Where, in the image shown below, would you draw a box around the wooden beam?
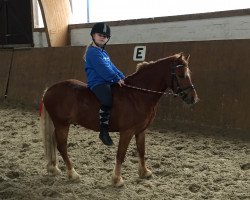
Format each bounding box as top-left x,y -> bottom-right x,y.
38,0 -> 71,47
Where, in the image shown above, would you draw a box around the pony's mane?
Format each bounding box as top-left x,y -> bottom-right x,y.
125,53 -> 190,81
136,53 -> 186,71
135,54 -> 179,73
136,61 -> 155,72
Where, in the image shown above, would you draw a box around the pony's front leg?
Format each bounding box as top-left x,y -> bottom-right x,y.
135,131 -> 152,178
112,131 -> 134,187
112,159 -> 124,187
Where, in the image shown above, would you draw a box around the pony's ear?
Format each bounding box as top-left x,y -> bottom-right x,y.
177,52 -> 184,59
186,54 -> 190,62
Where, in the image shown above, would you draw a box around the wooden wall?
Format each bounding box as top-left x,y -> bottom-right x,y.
0,40 -> 250,135
38,0 -> 71,46
107,40 -> 250,133
2,47 -> 85,104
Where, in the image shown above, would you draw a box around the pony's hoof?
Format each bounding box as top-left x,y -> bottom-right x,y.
47,165 -> 62,176
112,175 -> 124,187
68,168 -> 81,182
139,169 -> 152,179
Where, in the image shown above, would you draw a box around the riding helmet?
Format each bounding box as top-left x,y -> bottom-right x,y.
90,22 -> 111,38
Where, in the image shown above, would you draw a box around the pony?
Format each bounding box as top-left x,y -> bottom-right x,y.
40,52 -> 199,187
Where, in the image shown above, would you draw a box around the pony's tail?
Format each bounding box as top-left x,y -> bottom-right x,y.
40,101 -> 57,167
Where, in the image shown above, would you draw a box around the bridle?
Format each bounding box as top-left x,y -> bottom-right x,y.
123,64 -> 195,98
171,64 -> 195,99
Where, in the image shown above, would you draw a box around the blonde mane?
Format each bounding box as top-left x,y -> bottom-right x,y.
136,61 -> 155,72
126,53 -> 191,80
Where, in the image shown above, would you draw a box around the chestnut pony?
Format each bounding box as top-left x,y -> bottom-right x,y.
40,53 -> 198,187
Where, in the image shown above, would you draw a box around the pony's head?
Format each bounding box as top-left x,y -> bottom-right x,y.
170,53 -> 199,105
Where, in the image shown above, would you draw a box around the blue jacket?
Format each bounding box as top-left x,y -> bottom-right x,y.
85,46 -> 125,89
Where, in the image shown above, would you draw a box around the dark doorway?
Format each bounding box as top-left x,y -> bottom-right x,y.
0,0 -> 33,48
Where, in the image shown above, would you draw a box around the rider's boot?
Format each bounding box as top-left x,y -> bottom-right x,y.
99,105 -> 113,146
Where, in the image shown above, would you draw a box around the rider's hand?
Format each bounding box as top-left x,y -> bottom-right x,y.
117,79 -> 125,87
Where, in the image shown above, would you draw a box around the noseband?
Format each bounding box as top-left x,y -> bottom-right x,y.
171,64 -> 195,99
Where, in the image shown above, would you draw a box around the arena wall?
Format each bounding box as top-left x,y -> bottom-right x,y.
106,40 -> 250,133
70,14 -> 250,46
6,47 -> 85,104
33,9 -> 250,47
1,39 -> 249,134
1,10 -> 250,135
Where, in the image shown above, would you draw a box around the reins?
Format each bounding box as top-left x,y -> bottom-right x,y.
123,83 -> 178,96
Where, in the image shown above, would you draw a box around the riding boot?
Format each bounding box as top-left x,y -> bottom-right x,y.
99,105 -> 113,146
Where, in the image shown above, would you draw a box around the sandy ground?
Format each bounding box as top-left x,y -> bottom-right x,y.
0,101 -> 249,200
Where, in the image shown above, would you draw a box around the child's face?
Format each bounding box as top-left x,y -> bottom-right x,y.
93,33 -> 109,47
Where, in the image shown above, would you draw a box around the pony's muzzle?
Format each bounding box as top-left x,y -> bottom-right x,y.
189,96 -> 200,105
183,92 -> 199,104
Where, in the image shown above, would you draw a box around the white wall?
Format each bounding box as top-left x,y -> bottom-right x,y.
33,14 -> 250,47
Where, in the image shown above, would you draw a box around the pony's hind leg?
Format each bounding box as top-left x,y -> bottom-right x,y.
54,124 -> 81,182
112,130 -> 134,187
135,131 -> 152,178
41,103 -> 61,176
46,130 -> 61,176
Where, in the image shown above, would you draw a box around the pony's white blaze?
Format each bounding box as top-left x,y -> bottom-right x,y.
40,102 -> 58,175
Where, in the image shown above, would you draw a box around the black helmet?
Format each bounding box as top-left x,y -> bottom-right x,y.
90,22 -> 111,38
